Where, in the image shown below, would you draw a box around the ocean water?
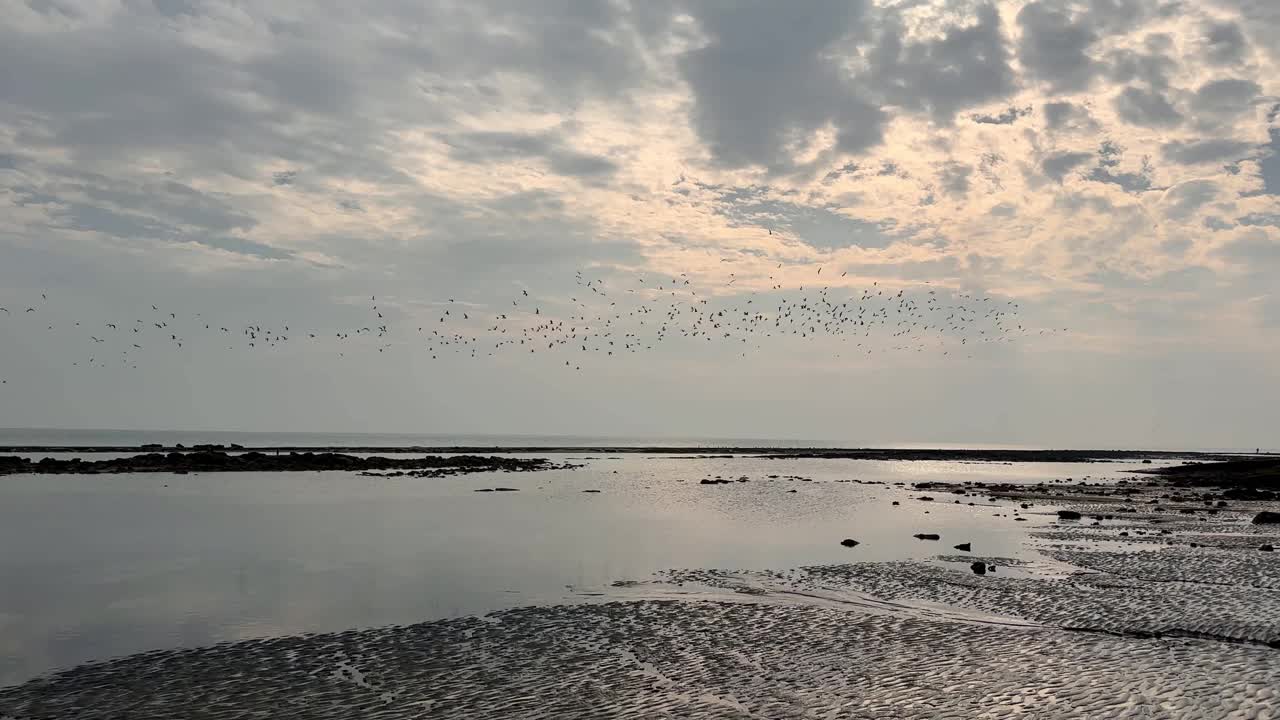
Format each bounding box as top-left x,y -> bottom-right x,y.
0,428 -> 826,449
0,427 -> 1087,450
0,449 -> 1154,687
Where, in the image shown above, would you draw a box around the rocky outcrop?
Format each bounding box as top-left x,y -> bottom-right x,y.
0,451 -> 576,477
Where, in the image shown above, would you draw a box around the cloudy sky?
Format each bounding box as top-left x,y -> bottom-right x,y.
1,0 -> 1277,448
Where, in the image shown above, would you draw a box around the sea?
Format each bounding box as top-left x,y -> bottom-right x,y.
0,428 -> 1227,686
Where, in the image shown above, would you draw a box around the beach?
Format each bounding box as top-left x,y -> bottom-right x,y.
1,444 -> 1277,718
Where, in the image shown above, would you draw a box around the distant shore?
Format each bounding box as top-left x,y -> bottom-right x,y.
0,451 -> 576,477
0,445 -> 1242,462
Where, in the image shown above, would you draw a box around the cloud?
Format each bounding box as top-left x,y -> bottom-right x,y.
1190,78 -> 1261,116
1161,179 -> 1218,220
443,130 -> 618,180
1042,151 -> 1095,181
691,181 -> 901,250
1113,86 -> 1182,128
1260,129 -> 1280,195
1160,138 -> 1256,164
1016,1 -> 1099,91
867,3 -> 1017,124
1105,42 -> 1177,90
677,1 -> 884,171
1203,20 -> 1250,65
937,162 -> 974,198
971,106 -> 1032,125
1217,229 -> 1280,264
1,0 -> 1279,444
1043,101 -> 1097,132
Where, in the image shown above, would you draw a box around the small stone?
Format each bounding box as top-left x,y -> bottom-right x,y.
1056,510 -> 1082,520
913,533 -> 941,541
953,543 -> 971,552
1252,511 -> 1280,525
970,562 -> 986,575
1260,544 -> 1275,552
840,539 -> 860,548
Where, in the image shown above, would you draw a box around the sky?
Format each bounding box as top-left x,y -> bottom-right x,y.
0,0 -> 1278,449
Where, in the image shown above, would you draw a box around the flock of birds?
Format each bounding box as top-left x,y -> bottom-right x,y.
0,263 -> 1068,383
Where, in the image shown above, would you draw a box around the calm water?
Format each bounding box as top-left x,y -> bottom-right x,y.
0,451 -> 1151,686
0,427 -> 1074,450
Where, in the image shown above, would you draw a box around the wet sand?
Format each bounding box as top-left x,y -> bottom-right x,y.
1,457 -> 1277,718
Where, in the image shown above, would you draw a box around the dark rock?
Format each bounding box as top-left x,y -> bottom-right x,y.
1253,511 -> 1280,525
0,451 -> 573,478
891,501 -> 900,506
913,533 -> 940,541
840,539 -> 860,548
953,543 -> 971,552
1259,544 -> 1275,552
919,496 -> 935,501
582,489 -> 601,493
493,487 -> 519,492
970,561 -> 986,575
1056,510 -> 1082,520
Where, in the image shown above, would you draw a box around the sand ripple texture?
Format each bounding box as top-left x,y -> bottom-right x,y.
664,556 -> 1280,648
3,597 -> 1279,720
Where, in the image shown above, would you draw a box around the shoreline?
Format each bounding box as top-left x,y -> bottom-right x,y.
0,445 -> 1243,462
0,451 -> 576,476
2,455 -> 1276,717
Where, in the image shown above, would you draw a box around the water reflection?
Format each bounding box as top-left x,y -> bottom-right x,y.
0,455 -> 1144,685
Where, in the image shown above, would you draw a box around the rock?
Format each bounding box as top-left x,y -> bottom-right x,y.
970,561 -> 986,575
1056,510 -> 1082,520
891,501 -> 900,506
953,543 -> 971,552
987,565 -> 997,573
840,539 -> 860,548
0,451 -> 571,478
1252,511 -> 1280,525
493,487 -> 519,492
919,496 -> 935,501
913,533 -> 940,541
1259,544 -> 1275,552
474,488 -> 494,492
582,489 -> 601,493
